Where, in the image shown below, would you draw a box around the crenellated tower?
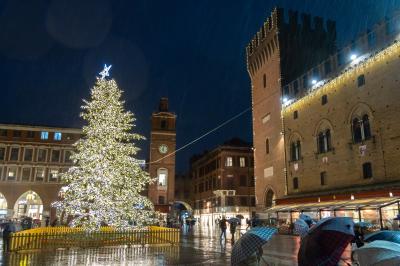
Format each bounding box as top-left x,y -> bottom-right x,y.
246,7 -> 336,212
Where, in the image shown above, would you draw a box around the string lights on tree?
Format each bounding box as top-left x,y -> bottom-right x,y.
53,65 -> 155,231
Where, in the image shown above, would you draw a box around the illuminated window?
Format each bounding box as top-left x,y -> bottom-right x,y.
41,131 -> 49,140
49,169 -> 59,182
7,167 -> 17,181
54,132 -> 62,141
35,168 -> 45,182
239,157 -> 246,167
226,157 -> 233,167
157,168 -> 168,187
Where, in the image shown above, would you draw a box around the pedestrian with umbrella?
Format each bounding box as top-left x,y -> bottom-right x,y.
352,240 -> 400,265
229,218 -> 240,243
298,217 -> 355,266
231,227 -> 277,266
364,230 -> 400,244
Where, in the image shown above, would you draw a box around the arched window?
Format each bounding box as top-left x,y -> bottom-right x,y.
317,129 -> 332,153
265,189 -> 275,208
352,115 -> 372,143
363,115 -> 371,139
293,177 -> 299,190
265,138 -> 270,154
291,140 -> 301,161
157,168 -> 168,187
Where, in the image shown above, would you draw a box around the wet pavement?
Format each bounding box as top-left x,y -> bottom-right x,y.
0,225 -> 352,265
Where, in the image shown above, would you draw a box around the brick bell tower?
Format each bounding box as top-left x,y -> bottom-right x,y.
246,7 -> 336,212
148,98 -> 176,213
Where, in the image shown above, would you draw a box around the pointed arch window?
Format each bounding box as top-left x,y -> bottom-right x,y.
352,115 -> 372,143
317,129 -> 332,153
290,140 -> 301,161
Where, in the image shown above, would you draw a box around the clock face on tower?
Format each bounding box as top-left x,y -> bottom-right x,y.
158,144 -> 168,154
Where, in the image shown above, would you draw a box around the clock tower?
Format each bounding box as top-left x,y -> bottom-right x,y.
148,98 -> 176,212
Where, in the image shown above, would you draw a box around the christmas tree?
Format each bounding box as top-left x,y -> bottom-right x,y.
54,65 -> 155,231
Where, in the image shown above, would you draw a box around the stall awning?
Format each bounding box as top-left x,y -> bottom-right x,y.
265,197 -> 399,213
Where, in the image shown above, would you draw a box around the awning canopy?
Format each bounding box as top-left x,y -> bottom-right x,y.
265,197 -> 399,213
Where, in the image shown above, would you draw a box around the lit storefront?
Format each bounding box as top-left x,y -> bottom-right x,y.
194,206 -> 255,226
265,197 -> 400,233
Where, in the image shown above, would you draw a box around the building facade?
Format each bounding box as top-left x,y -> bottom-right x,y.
191,138 -> 255,225
0,124 -> 81,221
148,98 -> 177,213
247,8 -> 400,229
246,7 -> 336,209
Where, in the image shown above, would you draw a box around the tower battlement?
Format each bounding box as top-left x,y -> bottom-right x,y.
246,7 -> 336,84
246,8 -> 336,59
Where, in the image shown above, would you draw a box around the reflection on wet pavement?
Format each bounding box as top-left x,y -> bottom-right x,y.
1,225 -> 352,265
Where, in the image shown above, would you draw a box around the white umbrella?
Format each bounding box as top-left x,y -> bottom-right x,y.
353,240 -> 400,266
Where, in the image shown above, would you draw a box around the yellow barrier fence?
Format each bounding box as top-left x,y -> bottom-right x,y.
8,226 -> 180,252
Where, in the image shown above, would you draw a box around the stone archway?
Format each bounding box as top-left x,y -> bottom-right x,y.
265,188 -> 276,209
13,190 -> 43,219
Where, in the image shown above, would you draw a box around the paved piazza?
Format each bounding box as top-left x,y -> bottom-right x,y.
1,225 -> 352,265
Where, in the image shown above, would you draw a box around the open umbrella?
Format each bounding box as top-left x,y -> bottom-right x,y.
352,240 -> 400,266
228,217 -> 241,224
236,214 -> 244,219
364,230 -> 400,244
355,221 -> 372,228
231,227 -> 277,266
298,217 -> 354,266
294,218 -> 310,238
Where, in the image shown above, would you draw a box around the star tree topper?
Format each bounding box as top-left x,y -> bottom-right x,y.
99,64 -> 112,80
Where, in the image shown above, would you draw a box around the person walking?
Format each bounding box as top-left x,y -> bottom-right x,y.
2,221 -> 16,252
219,216 -> 227,242
230,221 -> 237,243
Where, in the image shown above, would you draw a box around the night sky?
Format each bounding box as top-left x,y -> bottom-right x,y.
1,0 -> 399,172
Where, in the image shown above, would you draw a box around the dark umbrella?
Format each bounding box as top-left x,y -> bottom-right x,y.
298,217 -> 354,266
228,217 -> 241,224
236,214 -> 244,219
231,227 -> 277,266
364,230 -> 400,244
